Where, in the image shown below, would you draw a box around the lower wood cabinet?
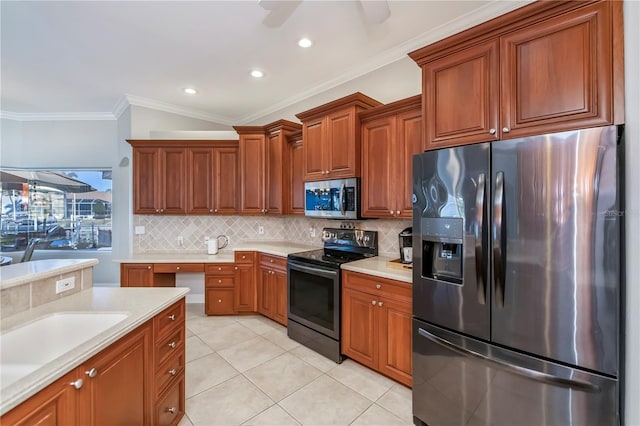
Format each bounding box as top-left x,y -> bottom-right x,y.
2,299 -> 186,426
120,263 -> 154,287
234,251 -> 257,312
257,253 -> 287,326
205,263 -> 236,315
342,271 -> 412,387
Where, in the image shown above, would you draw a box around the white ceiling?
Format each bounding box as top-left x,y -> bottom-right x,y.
1,0 -> 530,125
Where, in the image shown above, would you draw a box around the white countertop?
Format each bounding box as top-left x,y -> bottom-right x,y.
0,287 -> 189,416
114,241 -> 318,263
0,259 -> 99,290
341,256 -> 412,284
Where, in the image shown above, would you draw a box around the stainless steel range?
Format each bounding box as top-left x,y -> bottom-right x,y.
287,227 -> 378,363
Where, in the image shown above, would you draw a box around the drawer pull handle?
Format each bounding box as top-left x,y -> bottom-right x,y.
168,368 -> 177,376
376,284 -> 381,289
378,302 -> 384,307
371,300 -> 376,305
168,341 -> 176,349
168,314 -> 176,320
85,368 -> 98,378
70,379 -> 83,389
167,407 -> 176,414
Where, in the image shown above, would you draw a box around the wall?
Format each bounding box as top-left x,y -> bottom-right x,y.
130,106 -> 231,138
624,1 -> 639,424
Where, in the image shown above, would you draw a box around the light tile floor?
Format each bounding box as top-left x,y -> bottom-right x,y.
179,303 -> 413,426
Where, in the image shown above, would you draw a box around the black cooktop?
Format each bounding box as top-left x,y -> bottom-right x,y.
288,228 -> 378,269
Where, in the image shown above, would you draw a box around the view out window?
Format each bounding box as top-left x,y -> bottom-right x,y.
0,169 -> 112,251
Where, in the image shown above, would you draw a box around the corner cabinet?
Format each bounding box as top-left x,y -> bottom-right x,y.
409,0 -> 624,149
128,140 -> 239,215
342,271 -> 412,387
360,95 -> 422,219
234,120 -> 302,215
296,92 -> 382,181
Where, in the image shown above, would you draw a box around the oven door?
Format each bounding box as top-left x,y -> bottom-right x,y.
287,259 -> 340,339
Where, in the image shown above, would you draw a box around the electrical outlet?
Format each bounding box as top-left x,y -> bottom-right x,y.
258,225 -> 264,235
134,226 -> 145,235
177,236 -> 184,246
309,227 -> 316,238
56,277 -> 75,294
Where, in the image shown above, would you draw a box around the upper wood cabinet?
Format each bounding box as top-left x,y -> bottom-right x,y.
360,96 -> 422,219
296,92 -> 382,181
285,130 -> 304,215
234,120 -> 302,215
128,140 -> 239,216
409,0 -> 624,149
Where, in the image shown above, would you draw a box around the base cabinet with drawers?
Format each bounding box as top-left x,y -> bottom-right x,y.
1,299 -> 186,426
205,263 -> 236,315
342,271 -> 412,387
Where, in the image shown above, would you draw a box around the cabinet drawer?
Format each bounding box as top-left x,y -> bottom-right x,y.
259,253 -> 287,271
343,271 -> 411,300
156,351 -> 185,397
205,288 -> 235,315
205,276 -> 235,288
154,300 -> 185,339
156,377 -> 185,426
156,327 -> 185,367
154,263 -> 204,273
235,251 -> 256,264
205,263 -> 236,275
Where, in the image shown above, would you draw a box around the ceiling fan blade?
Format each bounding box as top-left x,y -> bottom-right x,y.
261,0 -> 302,28
360,0 -> 390,23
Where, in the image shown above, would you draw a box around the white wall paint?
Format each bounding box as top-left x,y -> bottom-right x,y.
130,106 -> 231,138
624,1 -> 639,423
0,119 -> 22,163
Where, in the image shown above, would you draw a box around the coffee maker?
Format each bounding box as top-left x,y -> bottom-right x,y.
398,227 -> 413,264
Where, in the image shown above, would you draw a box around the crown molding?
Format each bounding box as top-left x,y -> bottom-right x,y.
112,95 -> 131,119
237,0 -> 532,124
124,94 -> 235,126
0,110 -> 116,121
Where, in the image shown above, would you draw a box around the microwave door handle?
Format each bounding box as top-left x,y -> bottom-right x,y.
340,183 -> 346,215
474,173 -> 486,305
493,171 -> 506,308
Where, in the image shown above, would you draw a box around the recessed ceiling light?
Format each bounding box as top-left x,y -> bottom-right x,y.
298,38 -> 313,48
183,88 -> 198,95
250,70 -> 264,78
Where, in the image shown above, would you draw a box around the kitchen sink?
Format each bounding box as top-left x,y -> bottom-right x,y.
0,312 -> 128,387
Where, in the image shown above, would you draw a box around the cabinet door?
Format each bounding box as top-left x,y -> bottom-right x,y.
121,263 -> 154,287
326,108 -> 357,178
287,137 -> 305,215
79,324 -> 151,426
160,148 -> 187,214
342,288 -> 377,369
424,40 -> 500,149
234,264 -> 256,312
133,148 -> 160,214
265,132 -> 284,214
187,147 -> 214,214
214,147 -> 239,214
273,270 -> 288,326
396,109 -> 423,218
378,297 -> 412,387
205,288 -> 235,315
1,369 -> 80,425
239,134 -> 266,214
303,117 -> 326,181
361,116 -> 395,218
500,1 -> 613,138
257,268 -> 275,318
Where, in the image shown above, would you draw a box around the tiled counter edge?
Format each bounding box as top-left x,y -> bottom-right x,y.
0,287 -> 189,416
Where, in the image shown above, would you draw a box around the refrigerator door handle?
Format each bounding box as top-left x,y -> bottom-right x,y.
417,327 -> 600,392
474,173 -> 486,305
493,171 -> 506,308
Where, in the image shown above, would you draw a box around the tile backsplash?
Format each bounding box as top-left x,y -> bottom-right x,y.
133,215 -> 411,258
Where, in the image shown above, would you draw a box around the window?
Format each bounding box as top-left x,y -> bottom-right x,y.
0,169 -> 112,251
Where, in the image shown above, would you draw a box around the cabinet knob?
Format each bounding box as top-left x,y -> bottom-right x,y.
270,259 -> 274,263
489,128 -> 496,135
326,170 -> 330,174
85,368 -> 98,378
168,341 -> 176,348
396,210 -> 400,215
371,300 -> 377,305
214,209 -> 218,213
503,127 -> 510,133
168,314 -> 176,320
176,266 -> 180,270
147,265 -> 152,269
218,279 -> 222,283
218,267 -> 222,271
378,301 -> 384,307
389,210 -> 394,215
168,368 -> 177,376
160,209 -> 164,213
218,299 -> 222,303
234,266 -> 238,270
376,284 -> 381,289
156,209 -> 160,213
242,256 -> 246,259
70,379 -> 83,389
167,407 -> 177,414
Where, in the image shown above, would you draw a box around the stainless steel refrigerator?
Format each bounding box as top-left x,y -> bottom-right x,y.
412,125 -> 624,426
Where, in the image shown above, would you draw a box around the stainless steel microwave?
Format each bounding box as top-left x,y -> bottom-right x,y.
304,178 -> 359,219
